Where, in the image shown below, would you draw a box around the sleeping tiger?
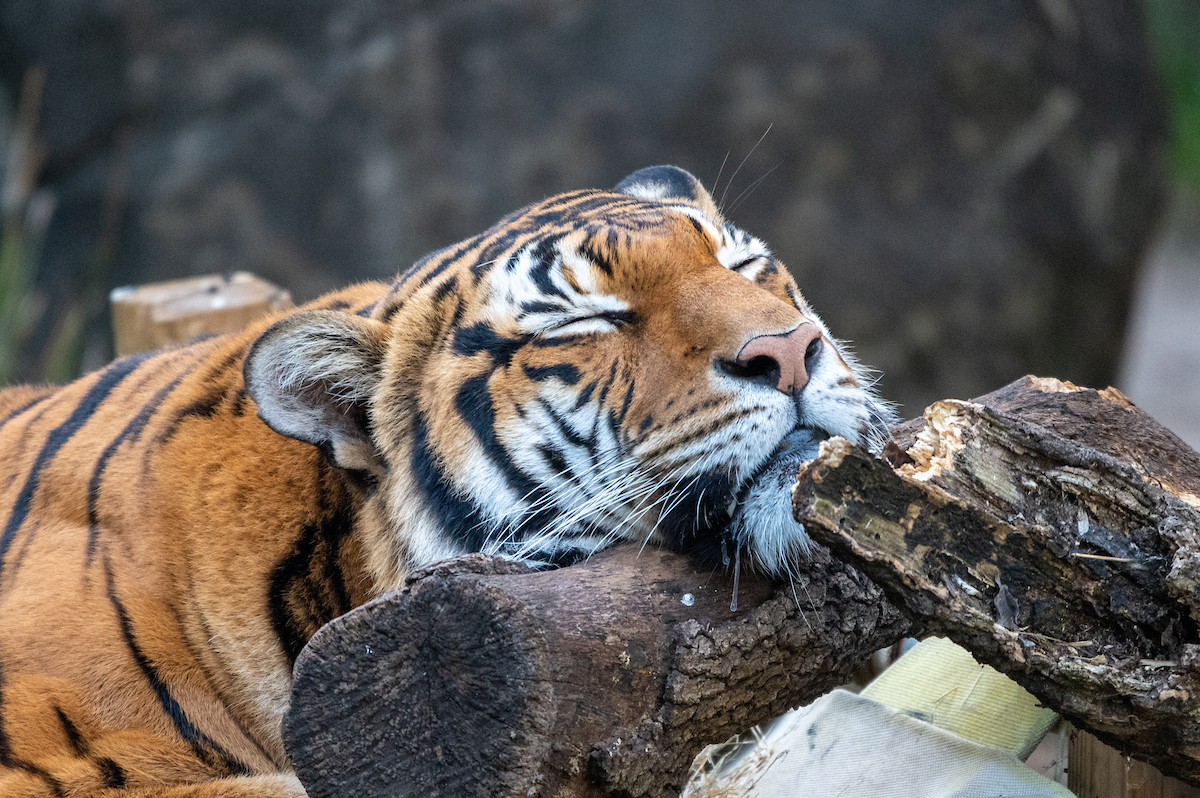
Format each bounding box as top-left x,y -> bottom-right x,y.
0,165 -> 891,797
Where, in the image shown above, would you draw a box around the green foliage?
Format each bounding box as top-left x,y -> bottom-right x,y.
1146,0 -> 1200,194
0,67 -> 106,387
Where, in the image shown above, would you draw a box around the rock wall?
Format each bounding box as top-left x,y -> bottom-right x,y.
0,0 -> 1166,412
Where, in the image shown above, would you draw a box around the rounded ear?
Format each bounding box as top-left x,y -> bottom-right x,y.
244,310 -> 389,474
614,165 -> 720,217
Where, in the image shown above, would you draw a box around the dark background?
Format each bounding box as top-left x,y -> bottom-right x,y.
1,0 -> 1194,418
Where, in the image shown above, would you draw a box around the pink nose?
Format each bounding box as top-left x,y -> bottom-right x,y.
735,322 -> 822,394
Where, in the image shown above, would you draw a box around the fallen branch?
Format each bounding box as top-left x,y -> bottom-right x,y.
793,376 -> 1200,784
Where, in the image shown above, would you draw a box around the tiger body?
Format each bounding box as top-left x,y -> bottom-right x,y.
0,167 -> 891,797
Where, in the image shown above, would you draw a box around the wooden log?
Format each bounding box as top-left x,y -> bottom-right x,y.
284,544 -> 909,798
792,376 -> 1200,784
109,271 -> 292,355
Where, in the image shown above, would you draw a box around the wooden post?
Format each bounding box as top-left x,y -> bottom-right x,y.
1070,730 -> 1200,798
110,272 -> 292,355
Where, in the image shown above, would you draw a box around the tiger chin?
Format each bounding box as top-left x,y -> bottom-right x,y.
0,165 -> 892,796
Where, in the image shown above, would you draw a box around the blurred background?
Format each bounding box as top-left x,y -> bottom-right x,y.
0,0 -> 1197,436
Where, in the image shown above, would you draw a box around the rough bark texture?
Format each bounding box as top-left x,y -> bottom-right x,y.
285,544 -> 908,798
793,375 -> 1200,785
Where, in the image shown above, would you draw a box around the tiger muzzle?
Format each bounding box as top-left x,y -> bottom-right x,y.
731,323 -> 822,396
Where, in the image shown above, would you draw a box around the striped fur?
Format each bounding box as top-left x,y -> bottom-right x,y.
0,166 -> 891,796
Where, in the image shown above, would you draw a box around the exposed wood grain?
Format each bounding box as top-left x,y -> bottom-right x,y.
795,376 -> 1200,785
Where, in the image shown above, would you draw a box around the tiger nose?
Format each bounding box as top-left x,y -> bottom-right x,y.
730,323 -> 823,395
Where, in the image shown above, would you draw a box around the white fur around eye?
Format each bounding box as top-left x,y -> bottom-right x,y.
518,292 -> 633,337
541,315 -> 621,338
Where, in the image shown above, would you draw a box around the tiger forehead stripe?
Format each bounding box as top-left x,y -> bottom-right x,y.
673,206 -> 724,247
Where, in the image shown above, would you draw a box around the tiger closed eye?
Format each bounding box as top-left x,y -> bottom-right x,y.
549,310 -> 634,335
732,257 -> 763,271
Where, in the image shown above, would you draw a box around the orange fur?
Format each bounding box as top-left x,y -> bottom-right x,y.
0,168 -> 889,796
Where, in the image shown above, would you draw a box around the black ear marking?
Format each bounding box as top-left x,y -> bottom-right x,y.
614,165 -> 706,202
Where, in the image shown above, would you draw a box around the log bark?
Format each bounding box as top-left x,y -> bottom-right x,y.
284,544 -> 908,798
793,375 -> 1200,784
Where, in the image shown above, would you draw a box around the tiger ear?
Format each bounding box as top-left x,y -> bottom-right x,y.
244,310 -> 389,476
614,165 -> 721,217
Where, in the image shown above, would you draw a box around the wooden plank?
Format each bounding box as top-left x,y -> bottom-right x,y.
1070,729 -> 1200,798
110,272 -> 292,355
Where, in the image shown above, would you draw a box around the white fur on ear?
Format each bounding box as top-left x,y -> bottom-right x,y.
614,165 -> 722,219
244,310 -> 389,472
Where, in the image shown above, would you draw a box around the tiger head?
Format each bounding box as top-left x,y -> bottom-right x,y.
245,166 -> 893,586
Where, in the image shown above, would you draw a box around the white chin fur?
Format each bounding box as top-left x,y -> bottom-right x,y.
729,427 -> 825,575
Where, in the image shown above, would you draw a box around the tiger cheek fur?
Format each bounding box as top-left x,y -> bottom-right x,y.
0,165 -> 892,796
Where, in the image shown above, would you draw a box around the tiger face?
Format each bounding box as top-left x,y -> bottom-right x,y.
247,165 -> 892,584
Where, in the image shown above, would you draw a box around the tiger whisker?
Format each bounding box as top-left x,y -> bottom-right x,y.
727,161 -> 782,216
718,123 -> 773,211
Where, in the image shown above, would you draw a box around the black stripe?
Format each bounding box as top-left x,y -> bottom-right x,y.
528,334 -> 590,349
433,276 -> 458,302
537,444 -> 570,478
406,231 -> 487,291
470,229 -> 528,282
0,400 -> 57,496
537,399 -> 590,449
356,301 -> 378,317
53,703 -> 129,787
518,300 -> 563,316
104,556 -> 252,776
0,391 -> 54,431
155,346 -> 245,447
55,706 -> 86,755
521,193 -> 637,231
617,378 -> 636,425
578,238 -> 614,277
455,373 -> 555,535
523,363 -> 581,385
595,359 -> 619,407
573,381 -> 597,410
267,500 -> 356,666
379,298 -> 405,324
641,407 -> 763,462
528,235 -> 568,299
86,373 -> 190,565
451,322 -> 524,366
96,757 -> 126,789
0,662 -> 65,797
411,410 -> 490,552
0,353 -> 153,582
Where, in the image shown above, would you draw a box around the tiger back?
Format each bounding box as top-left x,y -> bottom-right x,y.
0,166 -> 891,797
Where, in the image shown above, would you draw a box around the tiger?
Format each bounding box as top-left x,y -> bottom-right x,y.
0,165 -> 891,797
